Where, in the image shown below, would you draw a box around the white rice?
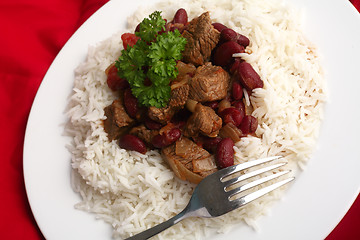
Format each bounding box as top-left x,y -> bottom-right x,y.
65,0 -> 326,239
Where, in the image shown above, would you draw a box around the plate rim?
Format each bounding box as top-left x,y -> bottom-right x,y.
23,0 -> 360,239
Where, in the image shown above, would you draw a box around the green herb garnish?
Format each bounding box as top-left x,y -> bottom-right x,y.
115,11 -> 187,108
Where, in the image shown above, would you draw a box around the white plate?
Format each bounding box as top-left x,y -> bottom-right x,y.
24,0 -> 360,239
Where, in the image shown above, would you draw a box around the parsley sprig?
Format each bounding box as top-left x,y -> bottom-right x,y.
115,11 -> 187,108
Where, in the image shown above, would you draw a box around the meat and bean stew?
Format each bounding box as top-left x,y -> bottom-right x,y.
103,9 -> 263,184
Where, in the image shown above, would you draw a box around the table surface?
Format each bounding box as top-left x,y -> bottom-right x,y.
0,0 -> 359,239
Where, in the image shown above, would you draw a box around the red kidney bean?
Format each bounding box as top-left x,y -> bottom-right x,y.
234,62 -> 264,90
204,101 -> 219,110
215,138 -> 234,169
123,88 -> 138,118
230,58 -> 241,74
173,8 -> 188,24
151,134 -> 167,148
144,118 -> 162,130
152,128 -> 181,148
202,136 -> 222,153
119,134 -> 147,154
220,28 -> 238,42
239,115 -> 258,135
218,28 -> 250,48
213,41 -> 245,68
166,128 -> 181,142
232,81 -> 243,100
232,100 -> 245,113
237,33 -> 250,47
219,107 -> 244,127
106,65 -> 129,91
212,22 -> 228,32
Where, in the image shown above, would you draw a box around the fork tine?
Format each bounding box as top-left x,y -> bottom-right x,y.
226,170 -> 291,199
229,177 -> 295,209
218,156 -> 283,180
223,162 -> 287,188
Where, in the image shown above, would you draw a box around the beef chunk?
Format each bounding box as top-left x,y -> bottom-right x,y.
175,137 -> 210,161
161,137 -> 217,183
182,12 -> 220,66
169,83 -> 189,107
162,143 -> 202,183
129,124 -> 159,146
148,83 -> 189,124
189,62 -> 230,102
184,103 -> 222,138
148,106 -> 175,125
176,138 -> 216,172
104,98 -> 134,141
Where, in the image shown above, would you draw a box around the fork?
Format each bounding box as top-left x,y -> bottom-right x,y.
126,156 -> 294,240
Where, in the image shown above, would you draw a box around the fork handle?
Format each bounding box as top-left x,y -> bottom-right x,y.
125,210 -> 187,240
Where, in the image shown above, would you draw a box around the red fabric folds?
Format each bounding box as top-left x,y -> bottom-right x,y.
351,0 -> 360,11
0,0 -> 358,239
0,0 -> 108,239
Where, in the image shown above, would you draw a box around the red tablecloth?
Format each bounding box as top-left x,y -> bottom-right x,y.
0,0 -> 359,239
